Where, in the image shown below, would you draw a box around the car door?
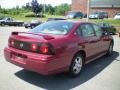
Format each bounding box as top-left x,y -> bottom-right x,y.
93,24 -> 110,53
76,23 -> 100,61
92,24 -> 103,54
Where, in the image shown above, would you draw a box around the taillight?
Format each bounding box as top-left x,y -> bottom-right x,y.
40,43 -> 49,54
9,38 -> 15,47
11,40 -> 15,46
39,43 -> 55,55
31,44 -> 37,51
8,38 -> 55,55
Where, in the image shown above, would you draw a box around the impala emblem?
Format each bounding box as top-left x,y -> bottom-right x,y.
20,43 -> 24,48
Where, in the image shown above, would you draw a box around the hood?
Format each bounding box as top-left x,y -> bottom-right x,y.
89,14 -> 98,16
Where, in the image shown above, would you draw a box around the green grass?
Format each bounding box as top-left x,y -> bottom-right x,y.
89,19 -> 120,31
90,19 -> 120,25
14,15 -> 64,22
0,12 -> 64,22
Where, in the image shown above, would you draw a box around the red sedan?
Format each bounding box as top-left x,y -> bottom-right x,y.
4,21 -> 114,77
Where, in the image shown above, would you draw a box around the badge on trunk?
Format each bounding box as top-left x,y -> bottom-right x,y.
20,43 -> 24,48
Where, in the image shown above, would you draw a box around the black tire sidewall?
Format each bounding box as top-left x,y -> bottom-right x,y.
107,43 -> 113,56
69,53 -> 84,77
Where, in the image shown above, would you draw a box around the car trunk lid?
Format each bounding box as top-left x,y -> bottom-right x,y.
9,32 -> 56,54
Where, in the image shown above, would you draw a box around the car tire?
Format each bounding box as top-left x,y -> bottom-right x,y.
68,53 -> 84,77
31,25 -> 34,29
111,32 -> 115,35
25,26 -> 28,28
1,22 -> 4,26
80,16 -> 82,19
107,42 -> 113,56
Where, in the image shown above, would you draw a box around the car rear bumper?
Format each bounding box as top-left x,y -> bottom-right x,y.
4,47 -> 69,75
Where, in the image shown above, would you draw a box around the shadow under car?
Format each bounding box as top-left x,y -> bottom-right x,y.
15,51 -> 119,90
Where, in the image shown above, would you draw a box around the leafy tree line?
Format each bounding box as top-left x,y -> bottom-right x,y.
0,0 -> 70,16
0,5 -> 30,15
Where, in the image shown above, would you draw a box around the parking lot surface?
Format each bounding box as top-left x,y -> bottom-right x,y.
0,26 -> 120,90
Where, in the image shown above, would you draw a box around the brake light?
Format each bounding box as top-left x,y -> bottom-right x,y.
12,32 -> 18,35
11,40 -> 15,46
31,44 -> 37,51
40,43 -> 49,54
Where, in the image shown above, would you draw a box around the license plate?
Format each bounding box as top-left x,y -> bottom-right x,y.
11,53 -> 25,61
16,56 -> 24,60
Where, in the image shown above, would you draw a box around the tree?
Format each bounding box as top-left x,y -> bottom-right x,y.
0,5 -> 1,10
23,3 -> 32,10
54,3 -> 70,15
31,0 -> 42,15
45,4 -> 54,15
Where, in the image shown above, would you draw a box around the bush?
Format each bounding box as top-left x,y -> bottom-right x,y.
25,13 -> 45,17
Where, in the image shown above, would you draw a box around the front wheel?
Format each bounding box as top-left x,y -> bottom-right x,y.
107,43 -> 113,56
69,53 -> 83,77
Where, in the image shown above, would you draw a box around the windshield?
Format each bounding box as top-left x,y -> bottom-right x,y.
31,20 -> 40,23
91,12 -> 98,15
67,12 -> 76,15
29,21 -> 75,35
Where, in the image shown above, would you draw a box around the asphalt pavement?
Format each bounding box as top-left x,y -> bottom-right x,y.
0,26 -> 120,90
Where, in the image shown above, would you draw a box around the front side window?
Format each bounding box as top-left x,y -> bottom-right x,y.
76,26 -> 82,36
81,24 -> 95,37
93,24 -> 102,37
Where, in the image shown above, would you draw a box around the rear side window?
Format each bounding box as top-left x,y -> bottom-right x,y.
93,24 -> 102,37
81,24 -> 95,37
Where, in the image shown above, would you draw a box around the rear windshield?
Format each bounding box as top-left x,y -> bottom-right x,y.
29,21 -> 75,35
67,12 -> 76,15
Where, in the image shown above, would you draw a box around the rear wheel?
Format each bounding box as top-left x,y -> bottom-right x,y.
69,53 -> 84,77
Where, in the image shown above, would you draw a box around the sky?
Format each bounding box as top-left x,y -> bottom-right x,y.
0,0 -> 71,8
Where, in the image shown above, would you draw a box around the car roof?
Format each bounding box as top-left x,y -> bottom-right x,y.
47,20 -> 89,25
47,18 -> 66,21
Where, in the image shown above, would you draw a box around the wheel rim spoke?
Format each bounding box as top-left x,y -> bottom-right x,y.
73,56 -> 82,74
